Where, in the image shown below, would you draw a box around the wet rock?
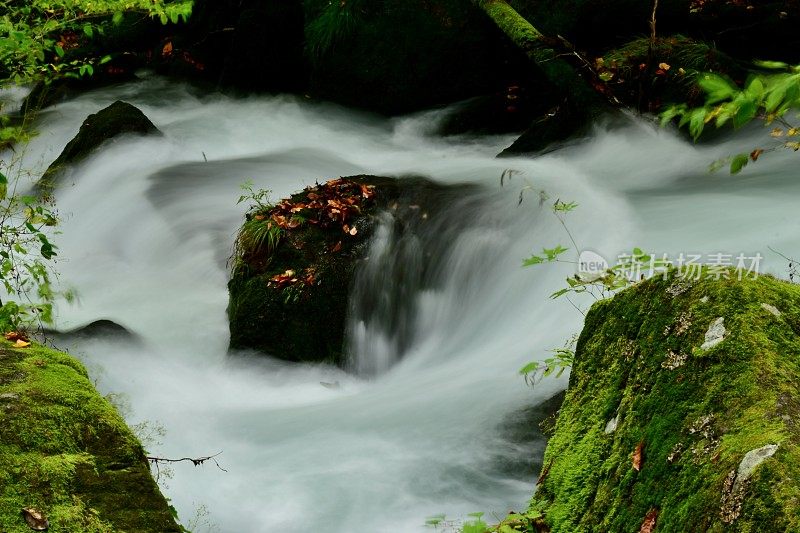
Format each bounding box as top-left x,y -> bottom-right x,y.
228,175 -> 461,366
1,343 -> 181,531
45,319 -> 140,345
38,101 -> 160,192
520,273 -> 800,531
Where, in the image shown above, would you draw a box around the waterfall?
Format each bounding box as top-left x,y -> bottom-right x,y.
5,77 -> 799,532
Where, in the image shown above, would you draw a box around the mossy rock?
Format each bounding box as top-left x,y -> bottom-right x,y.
498,103 -> 593,156
228,175 -> 453,367
0,341 -> 181,532
38,101 -> 160,193
503,272 -> 800,532
507,0 -> 690,53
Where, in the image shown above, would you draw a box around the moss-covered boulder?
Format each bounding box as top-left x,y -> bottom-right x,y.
0,340 -> 181,532
38,101 -> 160,193
228,175 -> 449,366
500,272 -> 800,532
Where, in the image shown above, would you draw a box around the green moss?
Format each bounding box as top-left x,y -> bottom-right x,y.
0,341 -> 181,532
228,175 -> 462,366
38,101 -> 160,193
502,272 -> 800,532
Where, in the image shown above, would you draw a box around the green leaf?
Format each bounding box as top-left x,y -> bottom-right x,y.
730,153 -> 749,174
112,12 -> 124,26
688,108 -> 707,140
40,243 -> 56,259
659,104 -> 686,126
522,255 -> 544,267
519,362 -> 540,375
734,98 -> 757,127
754,60 -> 789,70
698,73 -> 738,104
550,288 -> 571,299
744,76 -> 765,100
424,514 -> 445,526
543,245 -> 569,261
0,171 -> 6,200
83,24 -> 93,38
55,45 -> 65,58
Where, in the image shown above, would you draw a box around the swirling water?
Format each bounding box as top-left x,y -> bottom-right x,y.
7,77 -> 800,532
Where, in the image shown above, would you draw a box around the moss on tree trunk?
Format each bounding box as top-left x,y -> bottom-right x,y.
473,0 -> 605,113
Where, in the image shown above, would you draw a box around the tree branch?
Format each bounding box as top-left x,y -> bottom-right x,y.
146,452 -> 228,472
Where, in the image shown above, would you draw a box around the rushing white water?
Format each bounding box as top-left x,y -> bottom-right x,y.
6,77 -> 800,532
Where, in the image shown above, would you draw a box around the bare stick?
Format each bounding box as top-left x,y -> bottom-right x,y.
146,452 -> 228,472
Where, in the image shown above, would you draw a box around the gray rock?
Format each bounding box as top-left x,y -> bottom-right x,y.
733,443 -> 779,493
761,303 -> 781,317
604,413 -> 620,434
701,317 -> 726,350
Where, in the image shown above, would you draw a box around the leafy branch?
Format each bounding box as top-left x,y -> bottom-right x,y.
661,61 -> 800,173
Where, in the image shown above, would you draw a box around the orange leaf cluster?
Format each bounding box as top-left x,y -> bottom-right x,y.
4,331 -> 31,348
269,267 -> 316,289
267,178 -> 375,235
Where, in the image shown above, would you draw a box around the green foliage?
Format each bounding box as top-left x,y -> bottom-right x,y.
520,344 -> 576,387
662,63 -> 800,172
423,512 -> 489,533
0,161 -> 73,332
0,0 -> 191,332
237,180 -> 274,213
232,183 -> 282,274
304,0 -> 368,61
522,245 -> 569,267
462,512 -> 489,533
0,0 -> 193,87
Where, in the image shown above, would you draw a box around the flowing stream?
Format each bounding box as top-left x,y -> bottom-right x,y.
6,77 -> 800,532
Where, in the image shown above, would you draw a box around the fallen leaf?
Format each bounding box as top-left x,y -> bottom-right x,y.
4,331 -> 29,342
750,149 -> 764,161
331,241 -> 342,253
633,441 -> 644,471
659,62 -> 671,71
349,226 -> 358,236
22,507 -> 49,531
639,508 -> 658,533
14,339 -> 31,349
162,41 -> 173,56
